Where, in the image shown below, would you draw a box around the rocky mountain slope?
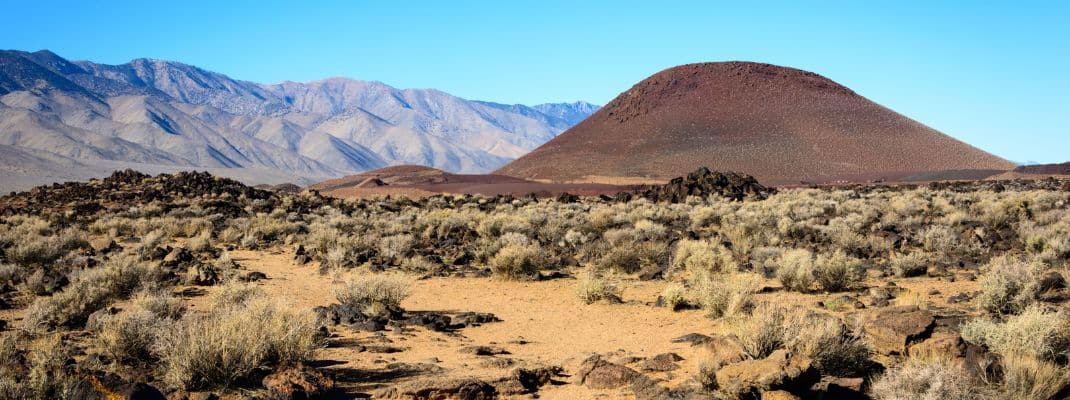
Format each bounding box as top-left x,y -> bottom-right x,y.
497,62 -> 1013,184
0,49 -> 598,191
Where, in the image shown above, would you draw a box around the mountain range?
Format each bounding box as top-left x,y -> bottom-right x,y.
499,62 -> 1013,184
0,49 -> 598,191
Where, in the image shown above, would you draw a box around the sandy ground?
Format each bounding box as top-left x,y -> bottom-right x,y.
218,249 -> 980,399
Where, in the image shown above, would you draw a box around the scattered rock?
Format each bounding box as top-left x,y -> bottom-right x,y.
459,345 -> 510,356
262,365 -> 334,400
947,292 -> 973,304
1038,271 -> 1066,292
576,355 -> 642,389
643,167 -> 774,203
379,378 -> 496,399
863,305 -> 935,356
714,350 -> 818,398
67,375 -> 165,400
638,353 -> 683,372
670,333 -> 712,346
186,264 -> 219,286
239,271 -> 268,282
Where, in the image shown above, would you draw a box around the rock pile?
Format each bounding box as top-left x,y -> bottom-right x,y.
640,167 -> 774,203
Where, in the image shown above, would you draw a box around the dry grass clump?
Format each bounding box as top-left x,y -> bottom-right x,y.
997,354 -> 1070,400
575,270 -> 622,304
490,243 -> 551,280
671,239 -> 737,275
800,317 -> 873,377
890,251 -> 930,278
155,298 -> 321,390
869,356 -> 980,400
23,255 -> 153,330
961,305 -> 1070,361
660,283 -> 691,311
335,274 -> 412,314
730,304 -> 805,359
774,248 -> 815,292
4,228 -> 87,267
812,250 -> 864,292
0,333 -> 76,400
691,272 -> 761,319
93,309 -> 162,366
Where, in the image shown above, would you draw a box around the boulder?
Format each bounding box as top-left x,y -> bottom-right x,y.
638,353 -> 684,372
862,305 -> 934,356
67,375 -> 165,400
262,365 -> 334,400
378,378 -> 496,399
762,390 -> 801,400
186,264 -> 219,286
909,331 -> 964,360
576,355 -> 642,389
714,350 -> 818,398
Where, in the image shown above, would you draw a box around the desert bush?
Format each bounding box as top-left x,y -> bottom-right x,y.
490,243 -> 550,279
93,309 -> 161,366
24,255 -> 153,330
774,248 -> 815,292
730,304 -> 804,359
131,290 -> 184,319
25,335 -> 75,400
335,274 -> 412,314
997,354 -> 1070,400
186,228 -> 213,253
378,234 -> 415,262
976,256 -> 1043,315
209,281 -> 264,309
401,255 -> 441,274
692,272 -> 761,319
7,230 -> 87,268
813,250 -> 863,292
660,283 -> 690,311
870,357 -> 980,400
890,252 -> 930,278
800,317 -> 873,377
155,298 -> 321,390
575,271 -> 622,304
961,305 -> 1070,361
671,239 -> 737,275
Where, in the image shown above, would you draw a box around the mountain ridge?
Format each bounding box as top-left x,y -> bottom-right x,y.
0,49 -> 599,191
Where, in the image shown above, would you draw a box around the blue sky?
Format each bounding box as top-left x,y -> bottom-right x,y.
2,1 -> 1067,163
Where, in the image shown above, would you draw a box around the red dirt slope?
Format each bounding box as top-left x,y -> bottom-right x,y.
496,62 -> 1013,185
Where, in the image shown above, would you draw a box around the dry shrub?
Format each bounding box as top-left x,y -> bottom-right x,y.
186,228 -> 213,253
575,271 -> 622,304
335,274 -> 412,314
998,354 -> 1070,400
24,255 -> 152,330
672,239 -> 737,275
156,298 -> 321,390
660,283 -> 690,311
730,304 -> 805,359
774,248 -> 814,292
692,272 -> 761,319
800,317 -> 873,377
890,252 -> 930,278
813,250 -> 863,292
976,256 -> 1042,315
93,309 -> 161,366
25,335 -> 75,400
870,357 -> 980,400
961,305 -> 1070,361
490,243 -> 550,280
209,281 -> 264,309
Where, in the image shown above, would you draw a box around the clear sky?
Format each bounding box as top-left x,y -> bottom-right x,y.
2,1 -> 1067,163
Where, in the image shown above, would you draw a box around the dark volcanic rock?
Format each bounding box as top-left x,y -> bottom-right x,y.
643,167 -> 774,203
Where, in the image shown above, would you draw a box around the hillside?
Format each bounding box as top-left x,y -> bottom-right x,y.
497,62 -> 1013,184
0,50 -> 598,191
